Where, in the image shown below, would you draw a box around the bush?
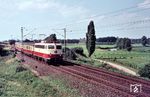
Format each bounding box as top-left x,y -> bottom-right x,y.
71,47 -> 86,57
71,47 -> 83,54
9,40 -> 16,45
62,47 -> 77,60
101,63 -> 107,68
0,49 -> 9,56
16,66 -> 27,73
139,63 -> 150,79
62,47 -> 70,52
62,47 -> 86,60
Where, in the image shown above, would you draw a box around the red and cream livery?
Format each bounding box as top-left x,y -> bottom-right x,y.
15,42 -> 63,62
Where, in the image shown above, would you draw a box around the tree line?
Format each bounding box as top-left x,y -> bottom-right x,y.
96,37 -> 117,42
8,36 -> 150,46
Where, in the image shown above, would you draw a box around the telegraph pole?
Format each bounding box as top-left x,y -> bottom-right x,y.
21,27 -> 23,46
21,27 -> 24,62
63,28 -> 66,60
52,28 -> 67,60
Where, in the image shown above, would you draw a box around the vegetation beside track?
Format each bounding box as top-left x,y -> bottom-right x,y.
66,43 -> 150,77
0,56 -> 80,97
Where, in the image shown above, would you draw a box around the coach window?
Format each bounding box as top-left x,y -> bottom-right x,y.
48,45 -> 54,49
35,45 -> 39,48
35,45 -> 45,49
41,45 -> 45,49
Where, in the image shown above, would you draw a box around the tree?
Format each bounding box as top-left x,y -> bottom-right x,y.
9,40 -> 16,45
23,39 -> 32,42
86,21 -> 96,57
141,36 -> 147,46
116,38 -> 132,51
125,38 -> 132,51
96,37 -> 117,42
116,38 -> 121,49
44,34 -> 57,43
116,38 -> 124,49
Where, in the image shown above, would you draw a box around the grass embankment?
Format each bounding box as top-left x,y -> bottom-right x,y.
0,56 -> 80,97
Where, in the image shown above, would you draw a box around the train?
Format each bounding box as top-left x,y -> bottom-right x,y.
15,41 -> 63,62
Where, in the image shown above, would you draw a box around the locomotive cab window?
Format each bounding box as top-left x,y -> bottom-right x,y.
48,45 -> 54,49
56,45 -> 62,49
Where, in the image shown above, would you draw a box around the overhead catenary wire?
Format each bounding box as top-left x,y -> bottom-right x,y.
55,2 -> 150,27
21,2 -> 150,39
31,2 -> 150,30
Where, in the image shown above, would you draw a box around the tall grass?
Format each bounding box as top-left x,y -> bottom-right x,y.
0,57 -> 80,97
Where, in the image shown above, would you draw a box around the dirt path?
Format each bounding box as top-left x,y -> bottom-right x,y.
94,59 -> 138,76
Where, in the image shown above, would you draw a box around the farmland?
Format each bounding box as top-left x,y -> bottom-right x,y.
66,43 -> 150,71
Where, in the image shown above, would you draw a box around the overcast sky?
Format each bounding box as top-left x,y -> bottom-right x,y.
0,0 -> 150,41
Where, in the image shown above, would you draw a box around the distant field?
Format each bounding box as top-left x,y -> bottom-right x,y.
66,43 -> 150,70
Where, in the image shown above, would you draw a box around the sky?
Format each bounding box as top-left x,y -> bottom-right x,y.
0,0 -> 150,41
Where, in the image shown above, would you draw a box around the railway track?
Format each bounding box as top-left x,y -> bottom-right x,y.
51,65 -> 133,97
16,54 -> 150,97
52,64 -> 149,97
62,61 -> 150,94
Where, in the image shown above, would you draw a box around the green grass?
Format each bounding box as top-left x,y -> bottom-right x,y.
66,43 -> 150,70
70,54 -> 129,76
0,57 -> 80,97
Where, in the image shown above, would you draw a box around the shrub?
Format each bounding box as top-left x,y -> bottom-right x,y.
62,47 -> 87,60
0,49 -> 9,56
71,47 -> 83,54
62,47 -> 70,53
62,47 -> 77,60
16,66 -> 27,73
101,63 -> 107,68
71,47 -> 87,57
113,57 -> 117,61
9,40 -> 16,45
139,63 -> 150,79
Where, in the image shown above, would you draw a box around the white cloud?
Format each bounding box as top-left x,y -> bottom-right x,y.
0,0 -> 90,19
138,0 -> 150,8
58,6 -> 89,18
17,0 -> 54,10
16,0 -> 90,18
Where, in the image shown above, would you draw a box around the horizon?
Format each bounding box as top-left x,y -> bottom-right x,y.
2,36 -> 150,42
